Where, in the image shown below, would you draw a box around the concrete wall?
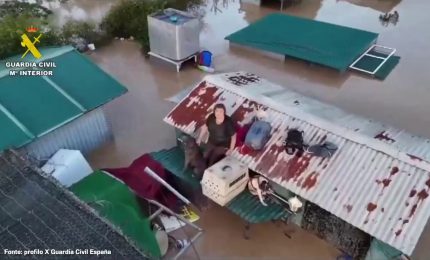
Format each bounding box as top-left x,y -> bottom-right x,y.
302,202 -> 371,259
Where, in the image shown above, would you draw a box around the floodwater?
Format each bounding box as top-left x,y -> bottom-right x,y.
46,0 -> 117,27
0,0 -> 117,27
49,0 -> 429,258
87,0 -> 430,165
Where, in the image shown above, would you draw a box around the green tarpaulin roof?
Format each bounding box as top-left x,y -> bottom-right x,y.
225,14 -> 379,71
70,170 -> 160,258
0,46 -> 127,151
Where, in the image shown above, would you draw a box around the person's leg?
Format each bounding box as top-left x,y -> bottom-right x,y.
203,143 -> 215,162
208,146 -> 227,166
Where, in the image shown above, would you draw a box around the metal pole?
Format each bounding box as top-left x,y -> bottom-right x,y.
174,232 -> 203,260
148,199 -> 204,260
149,199 -> 203,231
144,167 -> 191,205
268,192 -> 294,214
149,208 -> 163,221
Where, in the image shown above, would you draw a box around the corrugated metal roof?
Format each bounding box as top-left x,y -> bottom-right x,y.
0,46 -> 127,151
164,72 -> 430,255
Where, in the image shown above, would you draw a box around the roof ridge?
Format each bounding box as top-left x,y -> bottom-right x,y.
204,72 -> 430,171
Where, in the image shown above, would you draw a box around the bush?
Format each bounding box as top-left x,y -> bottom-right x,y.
168,0 -> 203,11
101,0 -> 202,52
0,1 -> 66,59
0,0 -> 203,58
0,1 -> 110,58
101,0 -> 168,51
0,14 -> 63,59
62,20 -> 111,48
0,1 -> 52,19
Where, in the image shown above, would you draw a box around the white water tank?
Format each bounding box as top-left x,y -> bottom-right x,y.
148,8 -> 200,60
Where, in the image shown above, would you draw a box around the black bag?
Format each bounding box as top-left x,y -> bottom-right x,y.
284,129 -> 305,155
307,142 -> 338,158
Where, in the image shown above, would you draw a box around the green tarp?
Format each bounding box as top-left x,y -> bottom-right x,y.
0,76 -> 82,135
49,51 -> 127,110
226,14 -> 378,71
70,170 -> 161,258
375,56 -> 400,80
0,111 -> 29,150
0,46 -> 127,151
150,147 -> 201,189
226,190 -> 290,224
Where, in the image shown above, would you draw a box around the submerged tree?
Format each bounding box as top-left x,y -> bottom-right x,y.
0,1 -> 66,59
101,0 -> 203,52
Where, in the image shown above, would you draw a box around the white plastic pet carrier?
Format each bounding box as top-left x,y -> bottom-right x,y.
201,156 -> 249,206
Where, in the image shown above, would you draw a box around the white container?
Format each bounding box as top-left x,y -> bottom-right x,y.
41,149 -> 93,187
148,8 -> 200,61
201,156 -> 249,206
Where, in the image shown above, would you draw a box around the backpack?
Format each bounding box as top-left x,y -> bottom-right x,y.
244,120 -> 272,150
284,129 -> 305,155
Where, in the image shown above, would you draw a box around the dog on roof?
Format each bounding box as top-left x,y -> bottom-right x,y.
180,136 -> 207,180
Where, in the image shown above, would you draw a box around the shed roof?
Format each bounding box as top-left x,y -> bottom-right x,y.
0,149 -> 146,258
164,72 -> 430,255
225,14 -> 378,72
0,46 -> 127,151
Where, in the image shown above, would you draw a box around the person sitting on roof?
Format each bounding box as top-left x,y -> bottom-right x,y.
379,12 -> 391,21
197,103 -> 237,166
392,11 -> 399,21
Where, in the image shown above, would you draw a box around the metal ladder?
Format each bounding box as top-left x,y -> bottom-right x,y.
145,167 -> 204,260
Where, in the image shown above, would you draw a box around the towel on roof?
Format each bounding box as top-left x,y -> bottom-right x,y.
103,154 -> 180,212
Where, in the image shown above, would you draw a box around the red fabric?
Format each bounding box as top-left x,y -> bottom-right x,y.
235,123 -> 252,147
103,154 -> 178,212
238,145 -> 252,155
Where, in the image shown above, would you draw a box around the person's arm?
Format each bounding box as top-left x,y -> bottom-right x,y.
229,133 -> 237,151
226,119 -> 237,154
197,124 -> 208,145
255,179 -> 268,206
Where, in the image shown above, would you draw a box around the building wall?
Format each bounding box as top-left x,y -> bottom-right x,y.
365,239 -> 403,260
21,109 -> 112,161
241,0 -> 261,6
411,219 -> 430,260
302,202 -> 372,259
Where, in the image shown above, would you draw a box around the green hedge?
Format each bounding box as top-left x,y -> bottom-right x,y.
0,0 -> 203,59
101,0 -> 202,52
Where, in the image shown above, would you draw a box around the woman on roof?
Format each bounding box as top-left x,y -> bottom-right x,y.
197,103 -> 237,166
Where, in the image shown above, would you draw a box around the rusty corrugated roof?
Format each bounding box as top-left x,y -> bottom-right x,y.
164,72 -> 430,255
